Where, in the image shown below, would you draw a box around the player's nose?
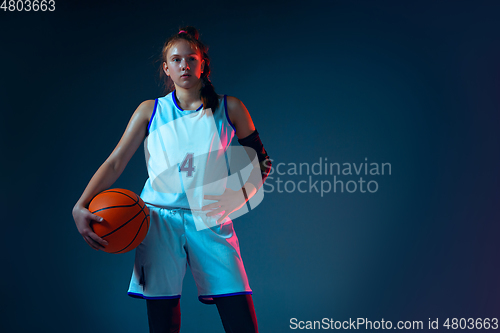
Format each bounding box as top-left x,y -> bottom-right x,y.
180,59 -> 190,69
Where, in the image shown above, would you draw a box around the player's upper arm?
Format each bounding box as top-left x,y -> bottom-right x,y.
226,96 -> 256,139
106,100 -> 155,173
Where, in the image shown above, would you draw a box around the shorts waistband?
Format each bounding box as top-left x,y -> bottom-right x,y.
146,204 -> 203,212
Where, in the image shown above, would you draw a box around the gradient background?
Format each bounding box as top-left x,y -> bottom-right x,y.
1,0 -> 499,332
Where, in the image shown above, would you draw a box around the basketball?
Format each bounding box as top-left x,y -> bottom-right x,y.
88,188 -> 150,254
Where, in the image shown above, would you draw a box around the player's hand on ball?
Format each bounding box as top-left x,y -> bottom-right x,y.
202,188 -> 247,224
72,205 -> 109,251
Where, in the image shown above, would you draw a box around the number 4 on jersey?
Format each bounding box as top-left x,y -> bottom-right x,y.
180,152 -> 196,177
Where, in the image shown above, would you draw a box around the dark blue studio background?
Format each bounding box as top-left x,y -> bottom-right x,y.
1,1 -> 499,332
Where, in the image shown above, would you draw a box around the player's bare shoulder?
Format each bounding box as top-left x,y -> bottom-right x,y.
136,99 -> 155,124
225,95 -> 255,139
124,99 -> 155,141
225,96 -> 242,116
105,99 -> 156,172
225,95 -> 247,126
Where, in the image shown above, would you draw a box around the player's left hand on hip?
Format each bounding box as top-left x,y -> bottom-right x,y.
202,188 -> 247,224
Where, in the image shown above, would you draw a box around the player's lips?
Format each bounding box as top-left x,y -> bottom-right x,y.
181,74 -> 191,78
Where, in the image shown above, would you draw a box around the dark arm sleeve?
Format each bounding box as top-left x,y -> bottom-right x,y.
237,129 -> 272,192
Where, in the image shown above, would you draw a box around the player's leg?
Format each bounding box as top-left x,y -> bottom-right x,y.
131,207 -> 186,332
184,212 -> 256,331
213,294 -> 258,333
146,298 -> 181,333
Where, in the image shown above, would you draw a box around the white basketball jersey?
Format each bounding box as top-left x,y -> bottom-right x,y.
140,90 -> 236,210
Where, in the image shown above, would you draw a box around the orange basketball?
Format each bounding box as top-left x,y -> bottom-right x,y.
88,188 -> 150,254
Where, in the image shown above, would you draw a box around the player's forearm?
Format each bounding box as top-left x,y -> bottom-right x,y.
237,128 -> 272,196
241,182 -> 257,202
239,152 -> 272,200
74,161 -> 122,209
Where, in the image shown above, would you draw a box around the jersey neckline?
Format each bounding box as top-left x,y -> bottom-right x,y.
172,90 -> 204,113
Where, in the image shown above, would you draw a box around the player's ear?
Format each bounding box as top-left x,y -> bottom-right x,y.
201,59 -> 205,73
163,62 -> 169,76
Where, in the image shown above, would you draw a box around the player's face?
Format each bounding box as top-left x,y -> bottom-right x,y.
164,40 -> 205,89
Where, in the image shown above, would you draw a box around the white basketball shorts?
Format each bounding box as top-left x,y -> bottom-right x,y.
127,204 -> 252,304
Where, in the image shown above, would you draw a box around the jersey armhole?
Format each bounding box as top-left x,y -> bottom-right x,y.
146,98 -> 158,137
224,95 -> 236,132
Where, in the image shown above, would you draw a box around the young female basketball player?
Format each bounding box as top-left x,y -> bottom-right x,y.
72,26 -> 271,333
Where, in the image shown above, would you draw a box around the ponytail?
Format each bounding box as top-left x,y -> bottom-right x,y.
200,71 -> 219,112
